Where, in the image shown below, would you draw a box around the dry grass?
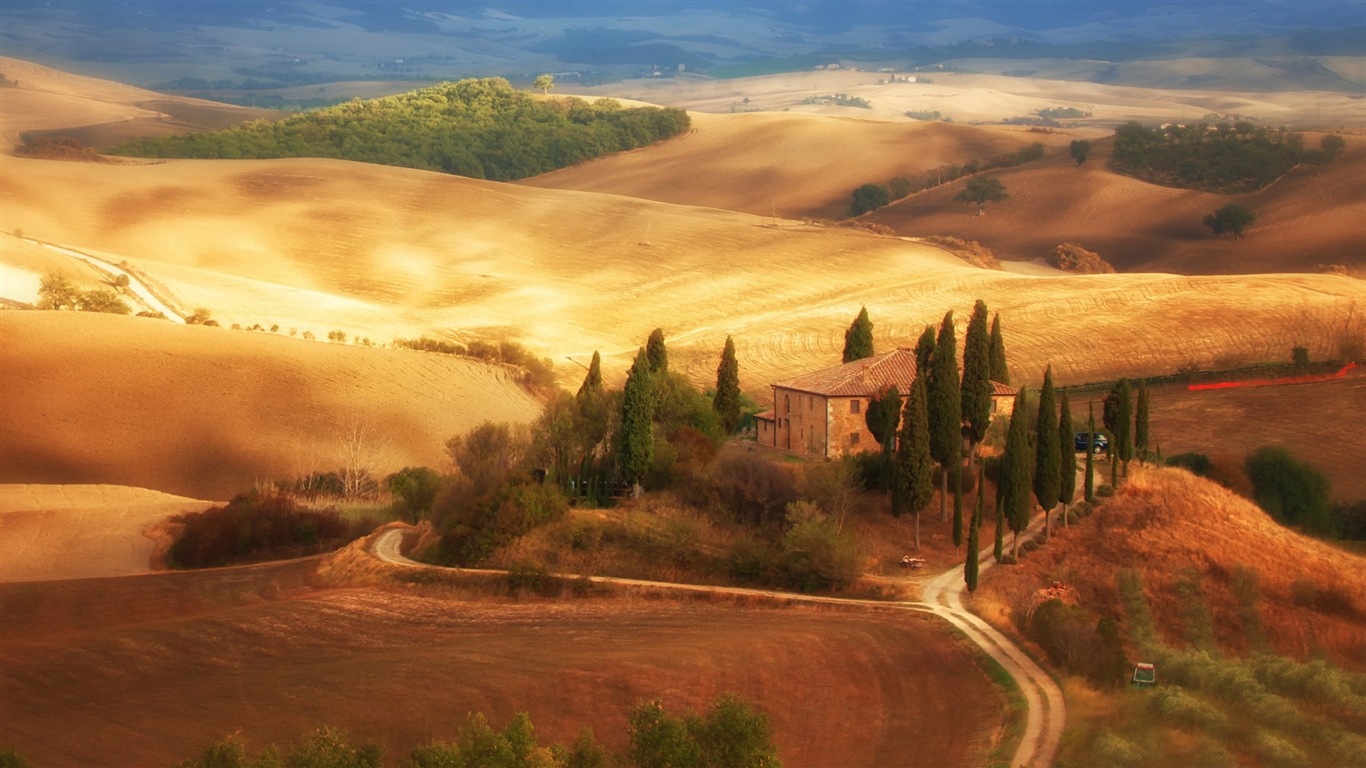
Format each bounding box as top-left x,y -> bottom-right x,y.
0,560 -> 1001,768
978,465 -> 1365,671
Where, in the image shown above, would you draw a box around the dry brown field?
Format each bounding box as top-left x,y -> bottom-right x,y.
0,312 -> 540,500
0,561 -> 1001,767
1146,373 -> 1366,501
976,466 -> 1366,671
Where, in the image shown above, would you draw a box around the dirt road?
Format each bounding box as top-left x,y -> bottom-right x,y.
28,236 -> 184,321
371,522 -> 1065,768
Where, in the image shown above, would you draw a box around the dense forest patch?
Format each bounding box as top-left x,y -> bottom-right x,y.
111,78 -> 691,181
1109,121 -> 1344,193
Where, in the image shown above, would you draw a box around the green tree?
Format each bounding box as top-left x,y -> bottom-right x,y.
954,176 -> 1010,216
385,466 -> 441,522
646,328 -> 668,373
37,273 -> 80,310
912,325 -> 935,376
850,183 -> 891,215
893,376 -> 934,551
965,464 -> 983,591
1320,134 -> 1346,159
842,306 -> 874,362
1058,390 -> 1077,527
1134,379 -> 1150,464
1069,139 -> 1091,166
553,729 -> 607,768
577,351 -> 603,399
689,694 -> 781,768
993,485 -> 1005,562
928,311 -> 962,524
1203,203 -> 1256,239
1245,446 -> 1334,536
1084,403 -> 1097,504
1103,379 -> 1133,482
77,288 -> 132,314
865,384 -> 902,456
628,700 -> 697,768
618,349 -> 655,487
1002,387 -> 1032,559
1033,366 -> 1061,537
713,335 -> 741,433
988,312 -> 1010,385
533,73 -> 554,94
961,299 -> 993,467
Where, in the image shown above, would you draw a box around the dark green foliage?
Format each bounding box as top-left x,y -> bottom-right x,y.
1033,367 -> 1061,527
842,306 -> 875,362
850,183 -> 892,215
1069,139 -> 1091,166
888,175 -> 913,200
1335,500 -> 1366,541
1085,404 -> 1097,503
952,477 -> 963,549
1166,452 -> 1212,476
113,78 -> 691,182
282,726 -> 382,768
1027,601 -> 1128,687
1203,203 -> 1256,239
385,466 -> 441,522
1001,388 -> 1033,558
1103,379 -> 1133,474
915,324 -> 936,374
928,311 -> 962,525
1111,120 -> 1310,193
1244,446 -> 1334,536
713,336 -> 741,433
893,376 -> 934,550
628,695 -> 780,768
965,464 -> 983,591
618,348 -> 656,485
577,351 -> 603,398
864,385 -> 902,455
1134,379 -> 1150,463
989,313 -> 1010,385
168,493 -> 358,568
953,176 -> 1009,214
961,299 -> 993,448
1319,133 -> 1346,160
646,328 -> 668,373
1058,390 -> 1077,521
554,729 -> 608,768
779,501 -> 862,592
993,490 -> 1005,562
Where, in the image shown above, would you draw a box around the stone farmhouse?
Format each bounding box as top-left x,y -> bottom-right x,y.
754,348 -> 1017,458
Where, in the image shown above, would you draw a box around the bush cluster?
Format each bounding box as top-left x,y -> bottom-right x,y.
167,493 -> 362,568
393,336 -> 556,394
113,78 -> 691,182
1244,445 -> 1334,536
1111,121 -> 1344,193
847,142 -> 1044,215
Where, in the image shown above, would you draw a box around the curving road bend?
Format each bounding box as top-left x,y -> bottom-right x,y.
370,517 -> 1064,768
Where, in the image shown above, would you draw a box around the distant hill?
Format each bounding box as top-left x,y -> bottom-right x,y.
111,78 -> 691,182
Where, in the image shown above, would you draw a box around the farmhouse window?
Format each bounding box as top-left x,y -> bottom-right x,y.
850,400 -> 861,414
784,394 -> 790,413
849,432 -> 860,445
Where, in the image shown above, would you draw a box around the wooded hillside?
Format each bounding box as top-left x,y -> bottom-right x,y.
111,78 -> 691,181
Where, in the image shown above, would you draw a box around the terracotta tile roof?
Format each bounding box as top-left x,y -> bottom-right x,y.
755,410 -> 776,421
772,348 -> 919,397
991,381 -> 1018,396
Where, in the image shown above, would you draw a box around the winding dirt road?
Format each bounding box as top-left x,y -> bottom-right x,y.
26,236 -> 185,321
370,519 -> 1065,768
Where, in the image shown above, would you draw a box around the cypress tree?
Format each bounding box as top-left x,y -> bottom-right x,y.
618,348 -> 655,486
577,351 -> 603,399
893,375 -> 934,551
965,462 -> 983,592
914,324 -> 936,375
1135,379 -> 1150,464
646,328 -> 668,373
953,474 -> 964,549
1034,366 -> 1061,538
988,312 -> 1010,385
843,306 -> 875,362
1104,379 -> 1133,483
1058,389 -> 1077,528
1002,388 -> 1032,560
928,310 -> 962,523
961,300 -> 993,468
866,384 -> 902,492
993,484 -> 1005,562
1085,403 -> 1096,503
713,336 -> 741,433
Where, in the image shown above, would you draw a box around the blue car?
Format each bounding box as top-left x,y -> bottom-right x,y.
1074,432 -> 1109,453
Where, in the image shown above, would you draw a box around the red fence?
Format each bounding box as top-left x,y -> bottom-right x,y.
1187,362 -> 1358,391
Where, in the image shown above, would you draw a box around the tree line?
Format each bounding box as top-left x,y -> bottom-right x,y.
111,78 -> 691,182
1110,121 -> 1346,193
849,142 -> 1043,215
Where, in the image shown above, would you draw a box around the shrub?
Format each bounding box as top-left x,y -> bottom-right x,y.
168,493 -> 358,568
1165,452 -> 1211,477
1252,732 -> 1308,768
1150,687 -> 1229,732
778,501 -> 861,592
1048,242 -> 1115,274
850,183 -> 891,215
1091,730 -> 1145,768
385,466 -> 442,522
1244,445 -> 1333,535
1096,484 -> 1114,497
684,452 -> 797,528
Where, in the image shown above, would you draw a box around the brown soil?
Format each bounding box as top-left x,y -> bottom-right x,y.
0,563 -> 1002,768
1147,372 -> 1366,501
